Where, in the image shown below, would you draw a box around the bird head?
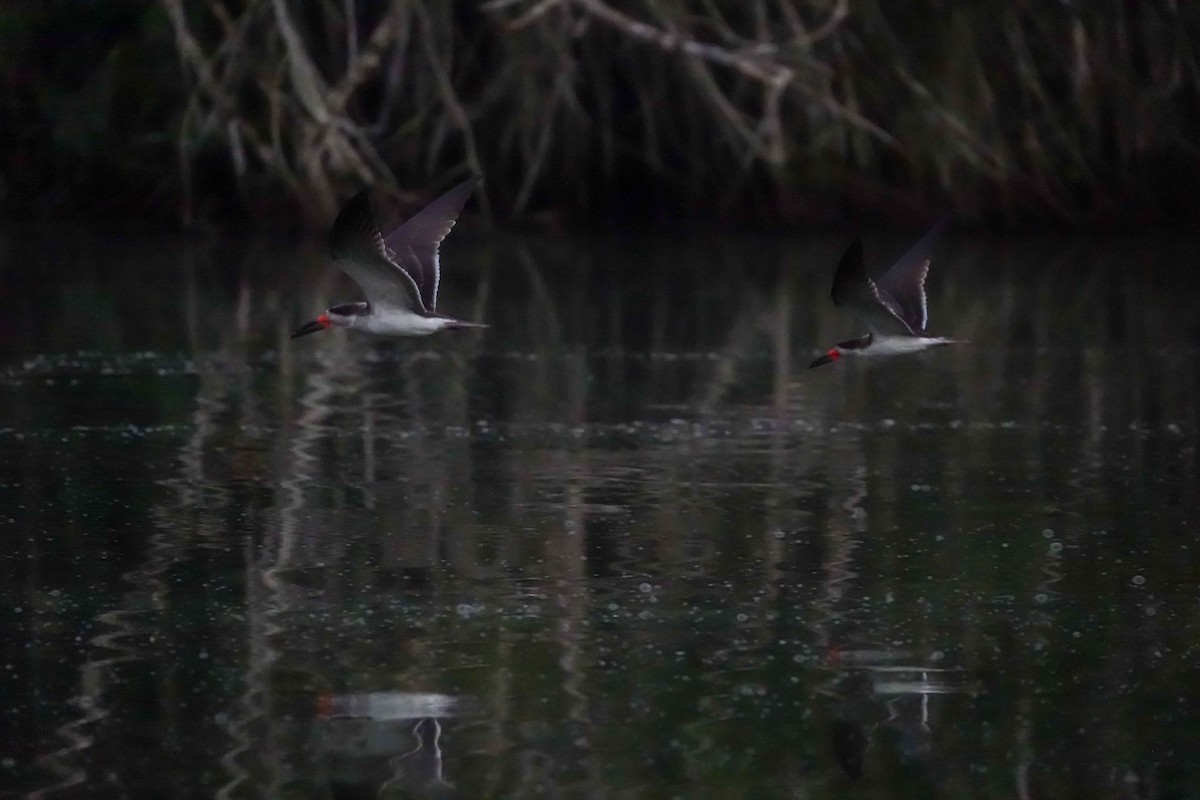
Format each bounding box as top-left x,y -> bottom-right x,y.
292,302 -> 370,338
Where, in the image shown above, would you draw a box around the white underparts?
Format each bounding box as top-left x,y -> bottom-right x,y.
849,336 -> 955,357
348,308 -> 456,336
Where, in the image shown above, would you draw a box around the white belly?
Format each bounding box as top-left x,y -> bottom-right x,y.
861,336 -> 955,357
356,309 -> 451,337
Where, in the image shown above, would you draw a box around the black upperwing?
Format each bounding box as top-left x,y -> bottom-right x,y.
873,217 -> 948,334
381,177 -> 478,311
830,238 -> 915,338
328,191 -> 426,313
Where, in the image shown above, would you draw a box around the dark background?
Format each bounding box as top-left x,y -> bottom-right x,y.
2,0 -> 1199,231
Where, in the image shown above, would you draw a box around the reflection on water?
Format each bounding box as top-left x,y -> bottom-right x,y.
316,693 -> 462,797
0,230 -> 1198,797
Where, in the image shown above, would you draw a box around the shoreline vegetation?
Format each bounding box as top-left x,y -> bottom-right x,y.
2,1 -> 1199,231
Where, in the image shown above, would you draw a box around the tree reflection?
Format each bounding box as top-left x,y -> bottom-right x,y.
4,232 -> 1198,797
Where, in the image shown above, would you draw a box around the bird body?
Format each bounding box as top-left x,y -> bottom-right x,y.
316,301 -> 482,337
292,177 -> 485,340
844,334 -> 955,359
809,221 -> 955,368
354,308 -> 481,336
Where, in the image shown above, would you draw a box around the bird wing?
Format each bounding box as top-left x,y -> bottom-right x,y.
830,238 -> 916,338
382,177 -> 478,312
328,191 -> 426,313
874,217 -> 947,334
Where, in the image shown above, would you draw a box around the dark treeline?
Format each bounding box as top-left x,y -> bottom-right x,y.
2,0 -> 1199,230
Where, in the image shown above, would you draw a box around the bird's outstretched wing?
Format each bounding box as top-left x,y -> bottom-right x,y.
830,239 -> 916,338
329,192 -> 425,313
382,177 -> 478,312
874,217 -> 947,334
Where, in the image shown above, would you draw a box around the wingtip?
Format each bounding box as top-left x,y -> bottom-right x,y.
445,175 -> 481,196
328,190 -> 379,260
829,237 -> 869,307
836,238 -> 864,271
910,214 -> 951,246
422,176 -> 481,219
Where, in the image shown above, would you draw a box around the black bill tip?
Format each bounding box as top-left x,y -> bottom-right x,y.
291,319 -> 329,339
808,354 -> 836,369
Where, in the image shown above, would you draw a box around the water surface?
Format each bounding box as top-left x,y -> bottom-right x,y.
1,230 -> 1198,798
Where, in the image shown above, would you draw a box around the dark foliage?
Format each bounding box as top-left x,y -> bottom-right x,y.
2,1 -> 1200,230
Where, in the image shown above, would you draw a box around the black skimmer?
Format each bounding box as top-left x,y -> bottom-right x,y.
808,220 -> 955,368
292,178 -> 486,339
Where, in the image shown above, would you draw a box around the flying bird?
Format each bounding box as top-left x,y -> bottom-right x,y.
808,220 -> 955,368
292,178 -> 486,339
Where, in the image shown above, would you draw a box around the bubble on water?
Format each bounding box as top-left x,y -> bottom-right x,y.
638,583 -> 652,594
1132,575 -> 1146,586
1042,529 -> 1054,538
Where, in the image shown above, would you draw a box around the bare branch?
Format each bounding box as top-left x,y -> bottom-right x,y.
271,0 -> 332,124
329,11 -> 398,112
414,2 -> 492,221
503,0 -> 566,31
570,0 -> 793,88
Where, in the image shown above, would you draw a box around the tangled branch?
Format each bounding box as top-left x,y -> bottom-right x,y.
155,0 -> 1200,226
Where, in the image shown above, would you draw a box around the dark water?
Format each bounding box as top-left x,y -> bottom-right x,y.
1,228 -> 1198,799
